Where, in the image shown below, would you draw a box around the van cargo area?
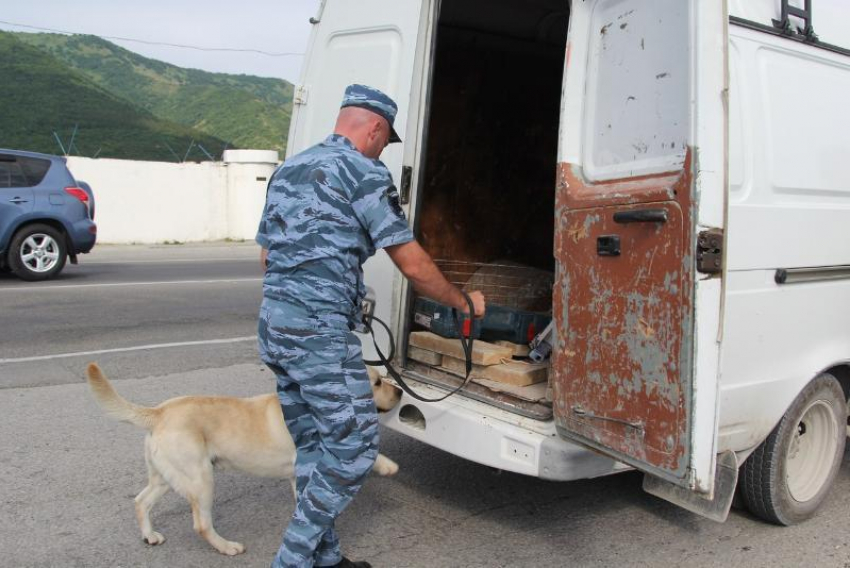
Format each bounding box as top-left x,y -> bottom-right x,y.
402,0 -> 570,420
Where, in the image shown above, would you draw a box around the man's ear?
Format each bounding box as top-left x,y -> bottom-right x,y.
369,118 -> 383,140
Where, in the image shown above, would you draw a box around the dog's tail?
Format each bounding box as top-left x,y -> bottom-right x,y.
85,363 -> 160,430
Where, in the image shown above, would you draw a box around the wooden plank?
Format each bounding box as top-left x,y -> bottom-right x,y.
475,378 -> 548,402
408,331 -> 513,366
441,356 -> 548,387
439,356 -> 487,380
493,340 -> 531,358
407,346 -> 443,366
482,361 -> 548,386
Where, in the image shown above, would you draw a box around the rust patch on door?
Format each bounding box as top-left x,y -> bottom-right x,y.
552,151 -> 695,478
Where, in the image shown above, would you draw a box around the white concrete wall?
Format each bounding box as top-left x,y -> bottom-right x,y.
66,150 -> 278,244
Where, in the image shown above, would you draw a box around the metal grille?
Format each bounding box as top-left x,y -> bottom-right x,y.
435,260 -> 554,312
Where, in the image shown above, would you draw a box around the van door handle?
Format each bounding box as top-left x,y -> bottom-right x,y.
613,209 -> 668,224
8,197 -> 29,204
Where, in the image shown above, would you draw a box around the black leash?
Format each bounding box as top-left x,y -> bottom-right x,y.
363,292 -> 476,403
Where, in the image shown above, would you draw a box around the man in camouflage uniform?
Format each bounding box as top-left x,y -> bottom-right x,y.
256,84 -> 485,568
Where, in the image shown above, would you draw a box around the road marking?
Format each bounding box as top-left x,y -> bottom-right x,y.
83,257 -> 256,264
0,336 -> 257,364
0,278 -> 263,291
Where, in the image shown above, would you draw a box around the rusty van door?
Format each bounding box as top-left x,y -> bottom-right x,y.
552,0 -> 727,498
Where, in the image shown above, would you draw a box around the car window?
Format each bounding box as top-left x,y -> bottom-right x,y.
19,157 -> 51,186
0,154 -> 51,188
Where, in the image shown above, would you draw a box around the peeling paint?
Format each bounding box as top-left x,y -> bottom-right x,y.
552,151 -> 695,475
637,317 -> 655,338
583,213 -> 601,232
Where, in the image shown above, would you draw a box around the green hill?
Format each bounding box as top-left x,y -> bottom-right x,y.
14,32 -> 294,155
0,32 -> 227,161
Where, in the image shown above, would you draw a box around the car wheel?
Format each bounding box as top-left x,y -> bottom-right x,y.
7,224 -> 68,281
740,372 -> 847,525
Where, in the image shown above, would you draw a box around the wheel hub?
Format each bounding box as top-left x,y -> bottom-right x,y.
785,400 -> 839,503
19,233 -> 60,273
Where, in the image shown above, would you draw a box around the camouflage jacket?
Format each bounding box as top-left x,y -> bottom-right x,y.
256,134 -> 414,332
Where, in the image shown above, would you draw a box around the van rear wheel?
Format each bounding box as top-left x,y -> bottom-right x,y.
7,224 -> 68,281
740,373 -> 846,525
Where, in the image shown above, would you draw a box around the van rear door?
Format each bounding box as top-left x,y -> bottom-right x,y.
552,0 -> 727,502
286,0 -> 427,158
287,0 -> 431,337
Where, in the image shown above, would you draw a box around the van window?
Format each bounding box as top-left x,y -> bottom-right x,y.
582,0 -> 690,181
0,155 -> 51,188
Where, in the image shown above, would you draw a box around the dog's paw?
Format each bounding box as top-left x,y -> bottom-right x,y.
373,454 -> 399,476
143,532 -> 166,546
218,540 -> 245,556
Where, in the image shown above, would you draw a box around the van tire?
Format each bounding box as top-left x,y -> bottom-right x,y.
740,373 -> 846,525
7,224 -> 68,281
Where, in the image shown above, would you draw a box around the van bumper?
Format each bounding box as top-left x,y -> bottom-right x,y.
381,376 -> 629,481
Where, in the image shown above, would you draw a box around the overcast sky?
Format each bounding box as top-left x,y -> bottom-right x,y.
0,0 -> 321,82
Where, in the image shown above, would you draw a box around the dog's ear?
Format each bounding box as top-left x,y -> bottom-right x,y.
366,366 -> 382,384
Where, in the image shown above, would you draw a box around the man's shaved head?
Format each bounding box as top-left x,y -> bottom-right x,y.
334,106 -> 391,159
336,106 -> 375,129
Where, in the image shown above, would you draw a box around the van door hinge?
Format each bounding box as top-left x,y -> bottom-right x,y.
399,166 -> 413,205
697,229 -> 723,274
294,85 -> 309,106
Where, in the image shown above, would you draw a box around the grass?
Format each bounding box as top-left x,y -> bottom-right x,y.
14,32 -> 293,156
0,32 -> 228,162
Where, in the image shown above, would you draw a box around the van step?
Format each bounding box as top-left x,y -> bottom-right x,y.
403,362 -> 552,420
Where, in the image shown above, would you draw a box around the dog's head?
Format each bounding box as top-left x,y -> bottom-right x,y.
367,366 -> 402,412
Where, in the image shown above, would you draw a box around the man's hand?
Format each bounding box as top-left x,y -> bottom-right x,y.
463,290 -> 486,319
385,241 -> 486,318
260,248 -> 268,271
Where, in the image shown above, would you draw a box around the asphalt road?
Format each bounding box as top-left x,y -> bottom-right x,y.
0,243 -> 263,389
1,243 -> 849,568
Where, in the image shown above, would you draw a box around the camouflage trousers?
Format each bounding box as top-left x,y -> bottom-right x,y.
259,322 -> 379,568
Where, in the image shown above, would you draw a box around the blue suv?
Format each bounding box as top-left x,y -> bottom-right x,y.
0,149 -> 96,281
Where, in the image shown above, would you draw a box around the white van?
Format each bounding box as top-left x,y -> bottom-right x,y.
287,0 -> 850,524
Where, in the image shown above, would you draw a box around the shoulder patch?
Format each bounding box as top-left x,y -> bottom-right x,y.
385,185 -> 405,219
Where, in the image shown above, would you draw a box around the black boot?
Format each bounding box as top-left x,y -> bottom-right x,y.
321,557 -> 372,568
